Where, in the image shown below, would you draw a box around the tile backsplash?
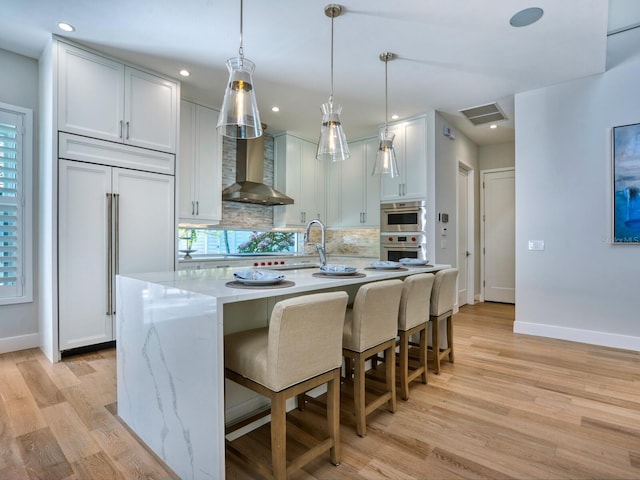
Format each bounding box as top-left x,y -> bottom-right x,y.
305,229 -> 380,258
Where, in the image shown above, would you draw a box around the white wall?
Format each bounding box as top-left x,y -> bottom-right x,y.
0,48 -> 40,353
433,112 -> 480,295
514,57 -> 640,350
479,142 -> 515,170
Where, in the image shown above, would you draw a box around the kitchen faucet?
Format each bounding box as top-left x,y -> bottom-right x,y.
304,219 -> 327,266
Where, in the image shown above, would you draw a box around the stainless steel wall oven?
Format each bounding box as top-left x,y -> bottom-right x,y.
380,200 -> 427,233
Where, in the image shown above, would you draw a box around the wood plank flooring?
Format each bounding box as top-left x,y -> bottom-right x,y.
1,302 -> 639,479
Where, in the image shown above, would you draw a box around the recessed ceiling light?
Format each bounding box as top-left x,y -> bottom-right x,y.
179,69 -> 190,77
490,124 -> 498,129
57,22 -> 75,32
391,114 -> 399,120
271,106 -> 280,112
510,7 -> 544,27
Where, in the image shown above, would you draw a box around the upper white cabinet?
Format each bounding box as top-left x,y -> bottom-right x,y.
273,134 -> 325,228
58,42 -> 178,153
326,137 -> 380,228
178,100 -> 222,225
379,115 -> 427,202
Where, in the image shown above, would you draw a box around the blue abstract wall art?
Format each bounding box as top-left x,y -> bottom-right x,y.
613,123 -> 640,243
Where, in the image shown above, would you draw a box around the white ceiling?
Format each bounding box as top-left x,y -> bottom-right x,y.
2,0 -> 636,145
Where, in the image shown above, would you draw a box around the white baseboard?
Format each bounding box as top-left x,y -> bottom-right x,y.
0,333 -> 40,355
514,321 -> 640,351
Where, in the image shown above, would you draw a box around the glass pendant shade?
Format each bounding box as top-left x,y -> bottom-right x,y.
316,101 -> 350,161
217,57 -> 263,139
373,129 -> 399,177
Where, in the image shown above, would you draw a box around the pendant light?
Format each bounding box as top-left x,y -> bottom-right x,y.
373,52 -> 399,177
217,0 -> 263,139
316,4 -> 350,161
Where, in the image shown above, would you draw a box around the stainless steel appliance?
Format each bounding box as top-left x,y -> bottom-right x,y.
380,234 -> 428,262
380,200 -> 427,233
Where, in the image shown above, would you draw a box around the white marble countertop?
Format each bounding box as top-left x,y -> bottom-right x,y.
126,258 -> 447,304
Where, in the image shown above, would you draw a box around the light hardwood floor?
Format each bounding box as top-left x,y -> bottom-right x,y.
1,302 -> 639,479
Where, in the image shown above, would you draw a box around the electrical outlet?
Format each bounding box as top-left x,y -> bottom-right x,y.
528,240 -> 545,251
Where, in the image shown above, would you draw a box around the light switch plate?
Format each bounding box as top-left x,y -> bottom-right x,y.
528,240 -> 545,251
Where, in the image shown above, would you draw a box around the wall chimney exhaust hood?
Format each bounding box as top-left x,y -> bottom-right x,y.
222,132 -> 294,206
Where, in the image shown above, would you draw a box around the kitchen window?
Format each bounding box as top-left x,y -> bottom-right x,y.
0,103 -> 33,305
179,228 -> 298,256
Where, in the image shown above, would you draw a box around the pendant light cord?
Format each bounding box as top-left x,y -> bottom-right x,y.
384,57 -> 389,133
329,13 -> 334,104
239,0 -> 244,61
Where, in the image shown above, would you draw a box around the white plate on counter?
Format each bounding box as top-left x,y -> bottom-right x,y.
370,261 -> 402,270
233,270 -> 285,285
319,264 -> 359,276
399,258 -> 430,266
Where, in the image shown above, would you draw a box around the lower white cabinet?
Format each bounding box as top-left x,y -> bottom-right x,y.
58,160 -> 175,351
178,100 -> 222,225
326,137 -> 380,228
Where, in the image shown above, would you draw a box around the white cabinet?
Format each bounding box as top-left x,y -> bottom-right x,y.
58,42 -> 178,153
58,160 -> 175,351
273,134 -> 326,227
326,137 -> 380,228
380,116 -> 427,202
178,100 -> 222,225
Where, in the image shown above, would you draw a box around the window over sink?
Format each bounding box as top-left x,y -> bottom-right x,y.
178,228 -> 299,257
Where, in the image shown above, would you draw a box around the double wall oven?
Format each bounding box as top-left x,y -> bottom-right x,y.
380,200 -> 428,261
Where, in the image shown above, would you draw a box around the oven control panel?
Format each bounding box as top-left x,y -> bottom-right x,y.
381,234 -> 426,245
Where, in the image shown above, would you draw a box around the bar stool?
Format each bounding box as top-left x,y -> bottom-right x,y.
342,279 -> 403,437
429,268 -> 459,374
398,273 -> 435,400
224,291 -> 349,480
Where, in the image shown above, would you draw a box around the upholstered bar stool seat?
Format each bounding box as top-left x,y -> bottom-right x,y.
342,279 -> 403,437
398,273 -> 435,400
429,268 -> 459,374
225,291 -> 349,480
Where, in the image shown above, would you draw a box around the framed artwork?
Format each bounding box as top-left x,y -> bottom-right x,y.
613,123 -> 640,244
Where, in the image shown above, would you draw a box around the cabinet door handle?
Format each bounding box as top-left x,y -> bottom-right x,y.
191,201 -> 195,215
399,184 -> 402,196
126,121 -> 130,140
119,121 -> 123,139
196,201 -> 199,215
106,193 -> 113,315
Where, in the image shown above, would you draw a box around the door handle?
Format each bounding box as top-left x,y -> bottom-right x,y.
106,193 -> 113,315
196,201 -> 199,215
119,121 -> 123,139
466,250 -> 471,257
126,121 -> 130,140
192,201 -> 195,215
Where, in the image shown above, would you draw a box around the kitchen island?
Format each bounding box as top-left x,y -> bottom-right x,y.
115,259 -> 448,479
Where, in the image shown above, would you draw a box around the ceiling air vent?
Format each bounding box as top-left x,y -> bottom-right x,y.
460,102 -> 507,126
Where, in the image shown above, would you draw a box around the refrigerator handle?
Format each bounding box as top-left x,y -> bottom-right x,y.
107,193 -> 113,316
114,193 -> 120,276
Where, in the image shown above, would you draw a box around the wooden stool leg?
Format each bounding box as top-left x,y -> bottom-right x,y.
432,318 -> 441,374
399,330 -> 410,401
384,344 -> 397,413
271,392 -> 287,480
327,370 -> 341,466
447,313 -> 454,363
297,392 -> 306,411
354,354 -> 367,437
419,327 -> 428,384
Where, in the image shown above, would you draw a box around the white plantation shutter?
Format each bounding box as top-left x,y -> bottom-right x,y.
0,106 -> 28,301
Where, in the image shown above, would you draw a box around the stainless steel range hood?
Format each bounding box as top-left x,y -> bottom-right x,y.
222,133 -> 294,206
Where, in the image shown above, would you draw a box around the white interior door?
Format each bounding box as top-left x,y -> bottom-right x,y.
58,160 -> 113,350
457,167 -> 469,306
483,169 -> 515,303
